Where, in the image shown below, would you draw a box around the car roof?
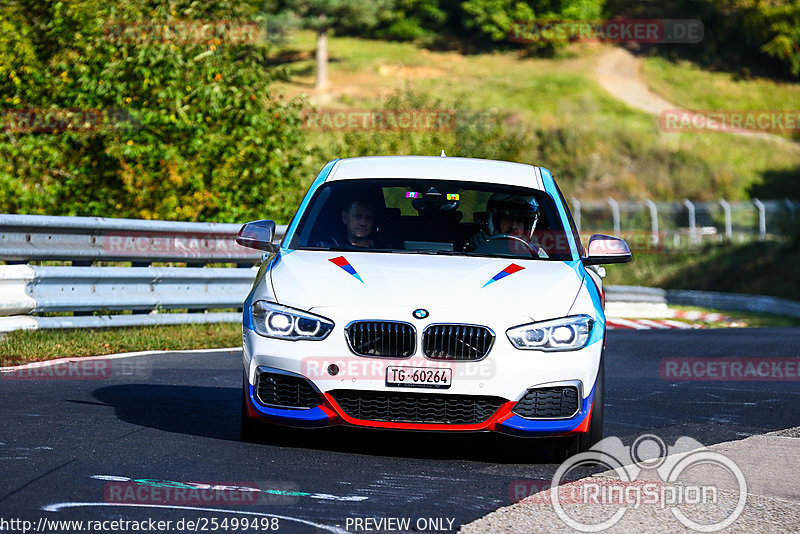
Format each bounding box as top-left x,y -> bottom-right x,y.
326,156 -> 545,190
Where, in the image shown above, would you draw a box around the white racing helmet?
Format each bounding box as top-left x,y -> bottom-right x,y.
487,193 -> 540,240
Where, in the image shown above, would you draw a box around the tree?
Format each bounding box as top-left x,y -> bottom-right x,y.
0,0 -> 308,222
372,0 -> 448,41
725,0 -> 800,76
462,0 -> 605,46
281,0 -> 391,89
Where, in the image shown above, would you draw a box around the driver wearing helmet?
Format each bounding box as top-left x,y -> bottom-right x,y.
467,193 -> 548,258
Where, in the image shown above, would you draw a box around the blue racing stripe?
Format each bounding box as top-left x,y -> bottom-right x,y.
562,259 -> 605,347
497,382 -> 596,436
540,167 -> 578,260
248,384 -> 331,427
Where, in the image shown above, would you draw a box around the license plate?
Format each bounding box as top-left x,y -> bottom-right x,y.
386,366 -> 452,389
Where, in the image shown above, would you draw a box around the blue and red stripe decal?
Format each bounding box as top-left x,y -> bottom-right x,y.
483,263 -> 524,287
329,256 -> 364,283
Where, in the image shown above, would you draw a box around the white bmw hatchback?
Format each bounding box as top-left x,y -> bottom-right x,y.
237,156 -> 631,455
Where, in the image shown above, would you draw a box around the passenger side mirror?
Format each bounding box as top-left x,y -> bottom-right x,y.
236,220 -> 279,253
582,234 -> 632,265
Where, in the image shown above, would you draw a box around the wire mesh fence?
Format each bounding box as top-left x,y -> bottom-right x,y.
571,198 -> 799,250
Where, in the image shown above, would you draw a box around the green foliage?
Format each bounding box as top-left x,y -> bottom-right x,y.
0,0 -> 307,222
373,0 -> 449,41
461,0 -> 605,44
303,89 -> 532,167
276,0 -> 393,34
462,0 -> 537,42
608,0 -> 800,78
729,0 -> 800,76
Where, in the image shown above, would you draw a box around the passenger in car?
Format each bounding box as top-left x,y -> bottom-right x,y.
314,196 -> 385,249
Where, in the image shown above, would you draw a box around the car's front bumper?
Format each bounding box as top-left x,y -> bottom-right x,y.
242,313 -> 603,437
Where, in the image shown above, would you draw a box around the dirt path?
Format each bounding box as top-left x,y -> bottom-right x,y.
594,47 -> 798,148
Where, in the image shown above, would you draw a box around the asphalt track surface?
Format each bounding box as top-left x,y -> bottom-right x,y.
1,328 -> 799,533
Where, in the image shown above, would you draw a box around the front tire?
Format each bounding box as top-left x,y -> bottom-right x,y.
564,353 -> 605,458
240,375 -> 262,441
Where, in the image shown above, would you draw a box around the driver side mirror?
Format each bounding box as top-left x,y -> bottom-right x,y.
236,220 -> 279,253
582,234 -> 632,265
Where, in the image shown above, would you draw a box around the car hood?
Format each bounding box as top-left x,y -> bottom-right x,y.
269,250 -> 584,321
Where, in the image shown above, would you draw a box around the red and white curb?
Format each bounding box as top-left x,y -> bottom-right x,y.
606,318 -> 704,330
672,310 -> 727,322
607,311 -> 747,330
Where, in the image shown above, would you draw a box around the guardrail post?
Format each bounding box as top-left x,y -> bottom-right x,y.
718,199 -> 732,240
753,198 -> 766,241
683,199 -> 697,245
570,197 -> 581,233
607,197 -> 620,237
644,199 -> 659,248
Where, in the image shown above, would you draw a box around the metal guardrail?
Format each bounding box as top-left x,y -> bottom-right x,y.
2,213 -> 798,333
0,265 -> 257,315
0,214 -> 286,263
0,215 -> 291,333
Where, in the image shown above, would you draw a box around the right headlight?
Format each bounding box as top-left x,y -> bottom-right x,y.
506,315 -> 593,351
251,300 -> 334,341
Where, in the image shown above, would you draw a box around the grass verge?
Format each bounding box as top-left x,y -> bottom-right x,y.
0,323 -> 241,366
642,56 -> 800,116
279,33 -> 800,201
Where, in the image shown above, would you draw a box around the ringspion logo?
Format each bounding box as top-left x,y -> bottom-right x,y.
550,434 -> 746,532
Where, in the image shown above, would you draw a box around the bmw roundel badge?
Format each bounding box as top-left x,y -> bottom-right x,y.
413,309 -> 429,320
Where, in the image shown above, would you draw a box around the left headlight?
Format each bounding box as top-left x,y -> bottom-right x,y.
506,315 -> 594,351
251,300 -> 334,341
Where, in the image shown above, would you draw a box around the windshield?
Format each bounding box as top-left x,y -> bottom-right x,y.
287,179 -> 574,260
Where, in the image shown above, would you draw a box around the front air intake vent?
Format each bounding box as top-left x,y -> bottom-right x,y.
329,390 -> 506,424
512,386 -> 580,419
422,324 -> 494,361
255,370 -> 321,409
345,321 -> 416,357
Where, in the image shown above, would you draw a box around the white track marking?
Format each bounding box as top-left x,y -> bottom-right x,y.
41,502 -> 351,534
